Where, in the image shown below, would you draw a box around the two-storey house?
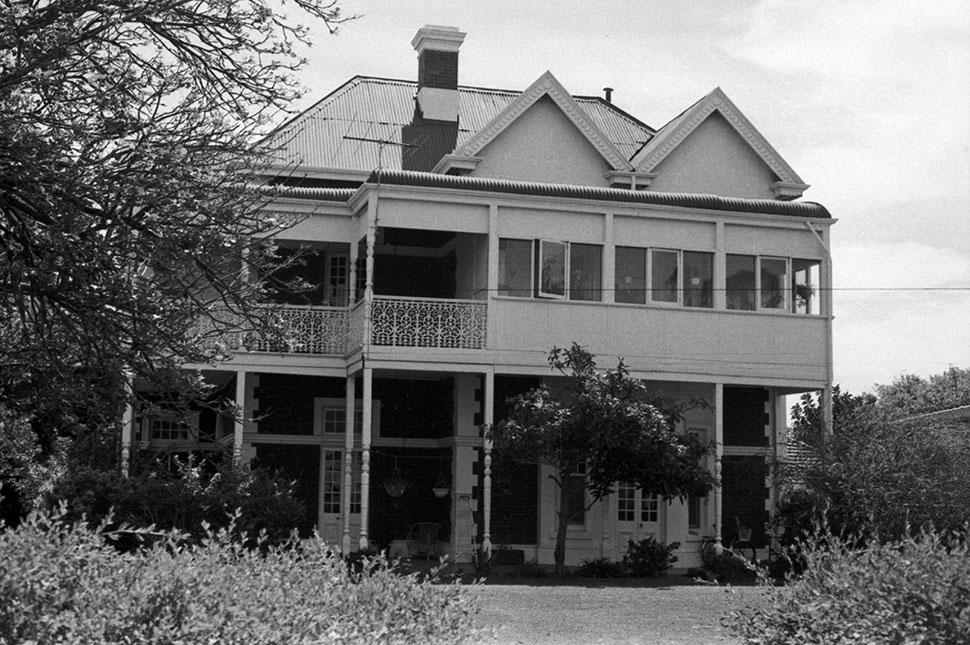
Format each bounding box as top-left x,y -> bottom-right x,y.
126,25 -> 833,568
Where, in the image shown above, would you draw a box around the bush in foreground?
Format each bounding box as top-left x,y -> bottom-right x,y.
725,528 -> 970,644
0,508 -> 479,644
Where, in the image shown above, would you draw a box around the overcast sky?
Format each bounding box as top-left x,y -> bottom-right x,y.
292,0 -> 970,395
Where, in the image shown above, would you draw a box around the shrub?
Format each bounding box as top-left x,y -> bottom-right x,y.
0,507 -> 480,644
47,459 -> 306,543
725,528 -> 970,644
576,556 -> 627,578
623,537 -> 679,577
517,559 -> 548,578
700,540 -> 756,582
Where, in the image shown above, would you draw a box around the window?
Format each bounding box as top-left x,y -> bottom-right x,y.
640,494 -> 659,523
617,485 -> 636,522
321,451 -> 362,515
537,240 -> 567,298
760,257 -> 788,310
321,407 -> 363,436
564,462 -> 587,526
498,238 -> 602,301
615,246 -> 646,304
726,254 -> 756,311
569,243 -> 602,302
327,255 -> 348,306
498,238 -> 533,297
322,450 -> 342,514
683,251 -> 713,308
792,258 -> 821,314
650,249 -> 679,303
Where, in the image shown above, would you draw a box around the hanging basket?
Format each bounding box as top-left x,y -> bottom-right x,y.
432,460 -> 450,498
383,458 -> 408,498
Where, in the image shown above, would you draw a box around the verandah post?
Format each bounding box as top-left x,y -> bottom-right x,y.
342,375 -> 356,554
482,368 -> 495,557
359,366 -> 373,551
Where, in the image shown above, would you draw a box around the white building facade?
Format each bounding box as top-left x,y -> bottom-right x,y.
133,25 -> 833,568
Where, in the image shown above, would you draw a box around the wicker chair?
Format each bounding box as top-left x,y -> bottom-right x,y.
407,522 -> 440,559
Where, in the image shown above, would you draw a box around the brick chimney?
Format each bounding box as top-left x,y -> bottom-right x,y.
402,25 -> 466,171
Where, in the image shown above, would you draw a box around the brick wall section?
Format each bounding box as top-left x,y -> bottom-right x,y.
418,50 -> 458,89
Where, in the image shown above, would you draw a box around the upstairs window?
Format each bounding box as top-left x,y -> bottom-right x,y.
792,259 -> 821,314
726,254 -> 756,311
683,252 -> 714,308
726,255 -> 822,315
498,238 -> 533,297
760,257 -> 788,310
499,238 -> 602,302
615,246 -> 646,304
651,249 -> 679,303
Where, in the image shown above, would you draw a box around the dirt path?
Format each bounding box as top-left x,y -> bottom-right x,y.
467,581 -> 764,644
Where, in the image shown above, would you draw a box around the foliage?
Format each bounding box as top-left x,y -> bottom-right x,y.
0,507 -> 479,645
622,537 -> 680,577
516,559 -> 549,578
494,344 -> 713,574
876,366 -> 970,417
782,383 -> 970,542
0,0 -> 349,469
699,539 -> 756,582
47,458 -> 306,542
725,528 -> 970,644
575,557 -> 627,578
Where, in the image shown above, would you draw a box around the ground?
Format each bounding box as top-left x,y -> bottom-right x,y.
468,578 -> 764,644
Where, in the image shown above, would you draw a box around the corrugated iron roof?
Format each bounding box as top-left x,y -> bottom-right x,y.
266,76 -> 655,171
363,170 -> 832,218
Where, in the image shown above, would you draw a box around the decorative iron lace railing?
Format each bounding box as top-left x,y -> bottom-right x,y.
193,305 -> 348,355
369,296 -> 487,349
247,305 -> 348,355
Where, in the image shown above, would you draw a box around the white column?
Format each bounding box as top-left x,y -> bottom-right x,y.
714,382 -> 724,544
358,367 -> 373,550
342,376 -> 356,553
362,199 -> 377,349
486,203 -> 499,348
233,371 -> 247,465
822,225 -> 834,439
481,368 -> 495,556
602,212 -> 615,304
120,388 -> 134,478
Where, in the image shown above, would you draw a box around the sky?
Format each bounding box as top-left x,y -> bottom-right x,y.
289,0 -> 970,395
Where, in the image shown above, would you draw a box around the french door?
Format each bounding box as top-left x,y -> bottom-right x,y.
616,483 -> 661,548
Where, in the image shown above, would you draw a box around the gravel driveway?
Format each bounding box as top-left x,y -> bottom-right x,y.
467,580 -> 764,644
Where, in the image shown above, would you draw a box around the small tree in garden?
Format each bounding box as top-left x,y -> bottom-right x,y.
493,344 -> 713,575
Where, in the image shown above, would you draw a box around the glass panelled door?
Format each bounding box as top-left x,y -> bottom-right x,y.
319,449 -> 361,545
616,483 -> 661,548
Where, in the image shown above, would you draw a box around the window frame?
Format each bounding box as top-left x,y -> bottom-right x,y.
537,239 -> 568,299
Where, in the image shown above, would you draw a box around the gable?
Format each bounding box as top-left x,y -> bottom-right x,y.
469,96 -> 612,185
646,112 -> 780,199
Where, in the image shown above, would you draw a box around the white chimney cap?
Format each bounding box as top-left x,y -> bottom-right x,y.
412,25 -> 466,53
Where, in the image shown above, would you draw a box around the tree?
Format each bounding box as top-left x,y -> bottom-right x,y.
780,372 -> 970,541
0,0 -> 348,495
876,367 -> 970,417
494,344 -> 713,574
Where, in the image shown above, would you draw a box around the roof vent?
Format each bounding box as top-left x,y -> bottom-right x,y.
603,87 -> 614,103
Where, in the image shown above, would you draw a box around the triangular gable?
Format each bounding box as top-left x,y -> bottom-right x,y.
450,71 -> 633,172
632,88 -> 808,196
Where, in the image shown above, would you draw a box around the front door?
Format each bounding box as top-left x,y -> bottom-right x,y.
319,449 -> 361,546
616,483 -> 661,550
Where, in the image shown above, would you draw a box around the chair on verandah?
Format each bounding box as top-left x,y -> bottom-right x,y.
407,522 -> 440,560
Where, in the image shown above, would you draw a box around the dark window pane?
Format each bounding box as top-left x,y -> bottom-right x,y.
760,257 -> 787,309
498,238 -> 532,297
538,240 -> 566,298
615,246 -> 646,304
651,249 -> 679,303
792,258 -> 820,314
726,254 -> 756,311
684,251 -> 713,308
569,243 -> 602,301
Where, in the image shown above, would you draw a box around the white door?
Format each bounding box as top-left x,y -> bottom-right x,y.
616,483 -> 662,550
319,449 -> 361,546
